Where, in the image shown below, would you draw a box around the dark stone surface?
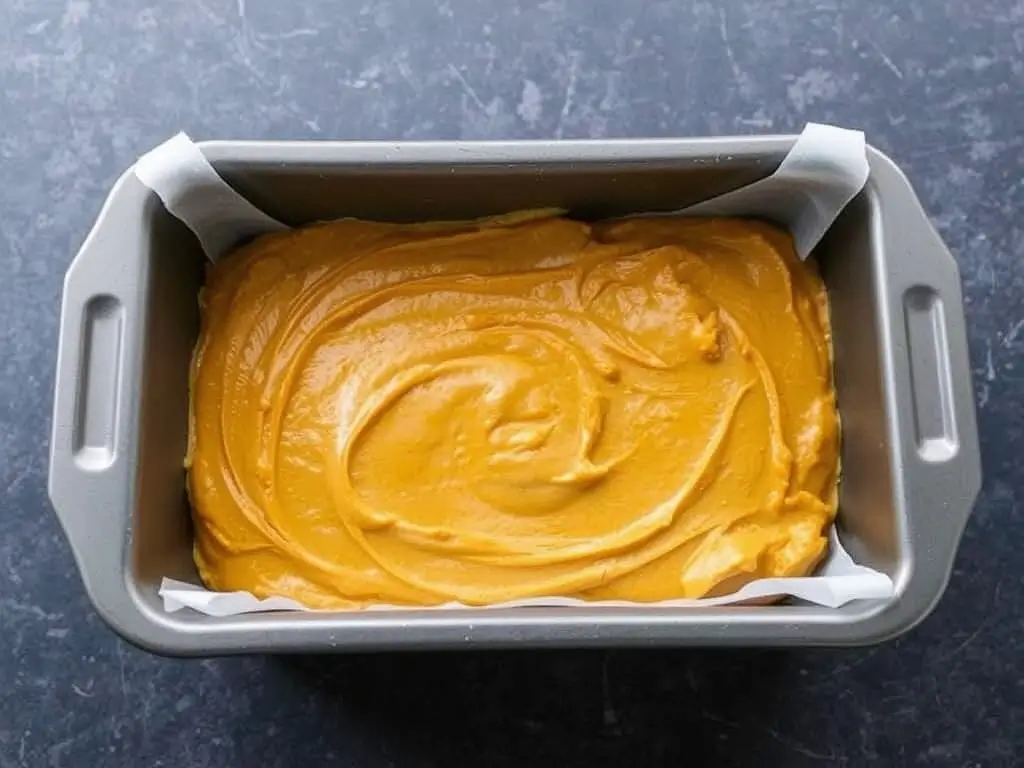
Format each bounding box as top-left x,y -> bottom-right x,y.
1,0 -> 1021,765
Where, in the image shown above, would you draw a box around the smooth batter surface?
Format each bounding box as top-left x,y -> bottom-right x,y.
187,212 -> 840,608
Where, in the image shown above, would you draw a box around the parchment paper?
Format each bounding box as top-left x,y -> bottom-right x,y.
136,124 -> 894,615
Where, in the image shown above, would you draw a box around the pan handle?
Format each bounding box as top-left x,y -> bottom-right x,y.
870,147 -> 982,616
49,170 -> 146,632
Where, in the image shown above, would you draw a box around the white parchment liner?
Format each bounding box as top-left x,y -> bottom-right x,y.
137,124 -> 892,615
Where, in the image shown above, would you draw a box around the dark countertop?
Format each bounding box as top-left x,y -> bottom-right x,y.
1,1 -> 1021,765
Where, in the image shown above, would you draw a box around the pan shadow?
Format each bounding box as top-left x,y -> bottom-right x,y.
272,647 -> 815,766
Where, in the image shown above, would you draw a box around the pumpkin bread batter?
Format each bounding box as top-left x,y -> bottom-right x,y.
187,212 -> 839,608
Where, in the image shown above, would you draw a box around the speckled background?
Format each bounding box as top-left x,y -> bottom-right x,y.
1,0 -> 1022,766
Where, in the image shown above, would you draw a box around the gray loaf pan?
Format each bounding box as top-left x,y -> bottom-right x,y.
48,135 -> 981,655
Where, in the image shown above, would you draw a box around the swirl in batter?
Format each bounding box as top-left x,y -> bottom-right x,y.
187,212 -> 839,608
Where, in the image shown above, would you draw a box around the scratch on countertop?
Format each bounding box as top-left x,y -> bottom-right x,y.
701,711 -> 838,761
448,63 -> 488,114
939,579 -> 1003,663
554,51 -> 579,139
718,8 -> 746,86
115,641 -> 129,699
1002,317 -> 1024,347
866,39 -> 904,80
395,59 -> 420,95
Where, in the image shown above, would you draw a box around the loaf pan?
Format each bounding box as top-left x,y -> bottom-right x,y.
48,136 -> 981,655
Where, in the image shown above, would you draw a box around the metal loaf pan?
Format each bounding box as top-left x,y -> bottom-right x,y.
49,136 -> 981,655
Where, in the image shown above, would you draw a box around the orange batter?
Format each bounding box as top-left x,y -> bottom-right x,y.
186,211 -> 839,608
